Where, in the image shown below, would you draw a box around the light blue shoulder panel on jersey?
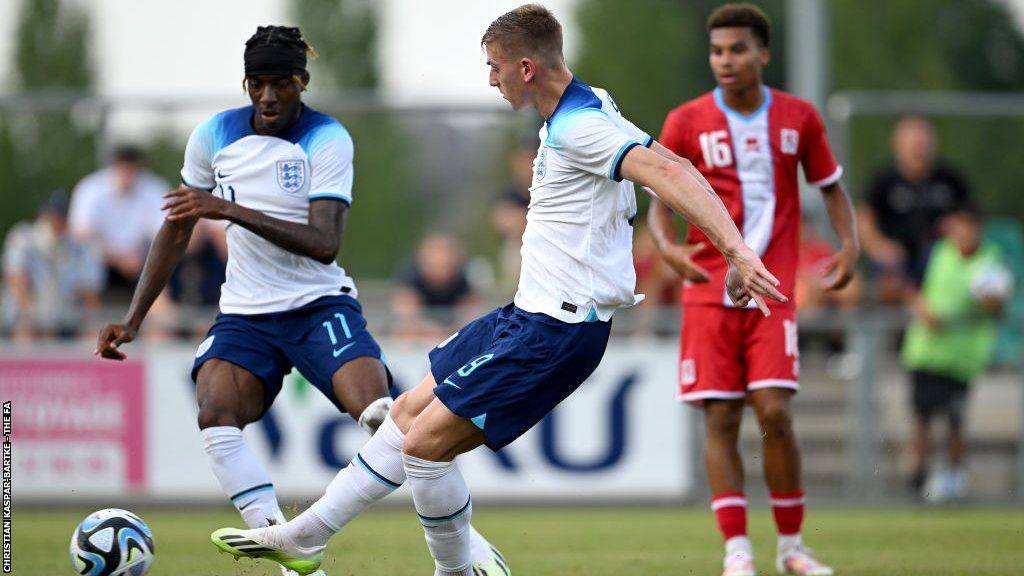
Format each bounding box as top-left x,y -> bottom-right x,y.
546,78 -> 640,182
195,104 -> 352,164
544,77 -> 607,148
207,106 -> 257,158
192,104 -> 353,202
179,107 -> 254,190
290,107 -> 351,155
283,105 -> 354,203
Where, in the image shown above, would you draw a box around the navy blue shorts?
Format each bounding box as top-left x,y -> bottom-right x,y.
429,303 -> 611,450
192,295 -> 392,413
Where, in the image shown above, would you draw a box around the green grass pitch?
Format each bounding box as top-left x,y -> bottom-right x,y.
19,505 -> 1024,575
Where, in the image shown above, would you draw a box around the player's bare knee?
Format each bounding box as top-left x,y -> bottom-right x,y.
196,406 -> 245,430
401,428 -> 442,461
402,411 -> 465,462
755,402 -> 793,437
392,385 -> 436,431
390,393 -> 417,434
332,357 -> 390,419
705,401 -> 743,434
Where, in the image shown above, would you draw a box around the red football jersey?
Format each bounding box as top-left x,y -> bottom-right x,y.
658,87 -> 842,308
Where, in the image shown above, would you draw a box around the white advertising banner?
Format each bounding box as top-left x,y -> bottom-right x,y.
6,340 -> 694,503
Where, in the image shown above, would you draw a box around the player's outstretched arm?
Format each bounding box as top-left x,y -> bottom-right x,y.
620,145 -> 787,315
819,181 -> 860,291
644,141 -> 720,283
646,198 -> 710,282
95,213 -> 197,360
163,189 -> 345,265
647,141 -> 726,211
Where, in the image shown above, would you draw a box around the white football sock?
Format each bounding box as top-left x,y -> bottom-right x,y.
777,533 -> 803,553
201,426 -> 285,528
726,535 -> 753,556
358,396 -> 394,434
404,454 -> 474,576
285,413 -> 406,550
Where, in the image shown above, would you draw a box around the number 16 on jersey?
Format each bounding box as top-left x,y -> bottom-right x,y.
699,130 -> 733,168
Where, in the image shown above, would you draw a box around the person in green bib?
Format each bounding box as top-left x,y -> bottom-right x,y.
901,204 -> 1012,501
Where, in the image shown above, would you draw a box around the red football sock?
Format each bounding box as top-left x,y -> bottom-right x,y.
711,491 -> 747,541
770,489 -> 805,536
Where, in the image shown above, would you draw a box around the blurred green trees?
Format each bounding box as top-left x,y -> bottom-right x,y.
0,0 -> 420,278
294,0 -> 419,278
831,0 -> 1024,221
0,0 -> 97,236
573,0 -> 1024,222
4,0 -> 1024,273
573,0 -> 785,135
294,0 -> 379,90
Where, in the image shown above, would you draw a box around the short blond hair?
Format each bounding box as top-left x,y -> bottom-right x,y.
481,4 -> 564,69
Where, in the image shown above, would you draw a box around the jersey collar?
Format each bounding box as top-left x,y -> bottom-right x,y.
713,85 -> 772,123
547,77 -> 602,125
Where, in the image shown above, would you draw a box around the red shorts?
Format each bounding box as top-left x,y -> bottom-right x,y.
677,304 -> 800,404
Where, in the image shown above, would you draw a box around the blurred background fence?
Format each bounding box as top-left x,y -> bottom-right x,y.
5,306 -> 1024,505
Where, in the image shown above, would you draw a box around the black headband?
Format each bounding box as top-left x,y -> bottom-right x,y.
244,43 -> 306,77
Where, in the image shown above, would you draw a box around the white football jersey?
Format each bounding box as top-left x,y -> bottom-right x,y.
181,104 -> 357,315
516,78 -> 653,323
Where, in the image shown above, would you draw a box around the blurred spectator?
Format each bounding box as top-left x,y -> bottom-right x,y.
900,205 -> 1011,502
168,220 -> 228,308
632,218 -> 681,339
391,232 -> 478,340
858,116 -> 972,305
163,220 -> 228,336
490,136 -> 537,292
2,191 -> 104,341
69,145 -> 167,287
796,217 -> 863,359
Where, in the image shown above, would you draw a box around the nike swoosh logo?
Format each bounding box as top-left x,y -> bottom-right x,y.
216,170 -> 230,179
333,342 -> 356,358
443,378 -> 462,389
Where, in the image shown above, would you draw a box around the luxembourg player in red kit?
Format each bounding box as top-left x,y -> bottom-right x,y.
648,5 -> 858,576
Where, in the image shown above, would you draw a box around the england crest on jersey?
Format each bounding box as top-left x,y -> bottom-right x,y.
535,147 -> 548,181
277,160 -> 305,193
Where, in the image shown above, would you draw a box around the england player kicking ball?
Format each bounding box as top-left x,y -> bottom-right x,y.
210,6 -> 784,576
648,4 -> 860,576
95,25 -> 503,576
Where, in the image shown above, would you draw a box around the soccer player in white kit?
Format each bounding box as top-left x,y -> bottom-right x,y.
95,26 -> 501,576
211,7 -> 785,576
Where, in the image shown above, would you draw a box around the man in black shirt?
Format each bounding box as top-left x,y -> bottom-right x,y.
391,232 -> 479,339
858,116 -> 972,304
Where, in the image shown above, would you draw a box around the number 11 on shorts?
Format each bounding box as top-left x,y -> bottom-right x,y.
323,313 -> 353,357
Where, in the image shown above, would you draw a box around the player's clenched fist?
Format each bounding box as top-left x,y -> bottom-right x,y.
725,247 -> 787,317
95,323 -> 137,361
